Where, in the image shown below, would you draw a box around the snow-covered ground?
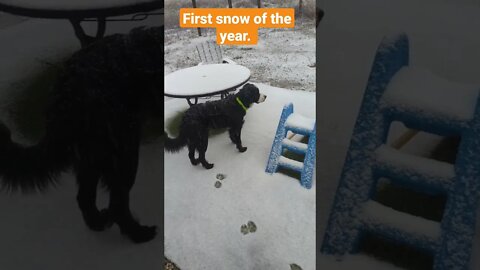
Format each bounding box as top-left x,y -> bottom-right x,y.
0,14 -> 163,270
164,84 -> 315,270
317,0 -> 480,268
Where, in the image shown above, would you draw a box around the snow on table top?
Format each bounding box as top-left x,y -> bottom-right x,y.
285,113 -> 315,132
383,67 -> 480,121
164,83 -> 315,270
164,64 -> 251,97
0,0 -> 158,11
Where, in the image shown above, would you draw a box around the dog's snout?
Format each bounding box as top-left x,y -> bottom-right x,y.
257,93 -> 267,103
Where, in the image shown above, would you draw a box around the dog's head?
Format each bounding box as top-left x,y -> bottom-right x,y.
237,83 -> 267,107
125,26 -> 164,77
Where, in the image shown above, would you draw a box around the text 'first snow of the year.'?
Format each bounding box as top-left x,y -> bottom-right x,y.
182,13 -> 292,25
179,8 -> 294,45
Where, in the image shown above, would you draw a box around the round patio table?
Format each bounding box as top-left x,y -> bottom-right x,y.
165,64 -> 251,106
0,0 -> 162,47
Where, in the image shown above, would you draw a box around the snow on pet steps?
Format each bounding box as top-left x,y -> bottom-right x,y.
361,200 -> 441,248
383,66 -> 480,121
164,83 -> 315,270
318,254 -> 406,270
278,156 -> 304,170
282,138 -> 308,151
375,144 -> 455,191
285,113 -> 315,132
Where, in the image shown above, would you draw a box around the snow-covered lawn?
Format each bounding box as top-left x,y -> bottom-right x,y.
164,23 -> 316,91
164,83 -> 315,270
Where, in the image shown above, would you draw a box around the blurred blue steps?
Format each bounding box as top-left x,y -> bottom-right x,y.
321,33 -> 480,270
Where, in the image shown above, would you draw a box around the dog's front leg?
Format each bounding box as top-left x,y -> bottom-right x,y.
229,123 -> 247,152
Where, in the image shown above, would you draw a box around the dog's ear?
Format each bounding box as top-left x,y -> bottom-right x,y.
241,83 -> 256,91
238,84 -> 252,95
238,83 -> 260,105
237,85 -> 248,99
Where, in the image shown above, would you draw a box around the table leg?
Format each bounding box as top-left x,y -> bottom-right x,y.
187,97 -> 198,106
221,91 -> 232,99
70,17 -> 107,48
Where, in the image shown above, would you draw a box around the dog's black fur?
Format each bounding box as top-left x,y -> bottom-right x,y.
164,83 -> 265,169
0,26 -> 163,243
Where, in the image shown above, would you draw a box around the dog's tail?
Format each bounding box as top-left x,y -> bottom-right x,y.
164,130 -> 187,153
0,122 -> 72,192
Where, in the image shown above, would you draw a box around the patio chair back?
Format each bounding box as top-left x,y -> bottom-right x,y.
195,40 -> 224,64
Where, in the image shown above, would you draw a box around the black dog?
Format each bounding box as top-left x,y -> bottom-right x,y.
0,26 -> 163,243
164,83 -> 266,169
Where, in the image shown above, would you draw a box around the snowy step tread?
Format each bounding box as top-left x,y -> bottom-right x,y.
285,113 -> 315,132
278,156 -> 304,171
382,67 -> 479,121
282,138 -> 308,151
375,144 -> 454,192
361,200 -> 441,251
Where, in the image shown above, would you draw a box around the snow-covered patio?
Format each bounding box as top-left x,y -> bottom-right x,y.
164,84 -> 315,270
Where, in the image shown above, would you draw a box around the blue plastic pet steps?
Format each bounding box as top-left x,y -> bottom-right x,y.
321,33 -> 480,270
265,103 -> 316,189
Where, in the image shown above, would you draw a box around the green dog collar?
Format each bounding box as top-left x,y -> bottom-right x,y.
236,97 -> 248,112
